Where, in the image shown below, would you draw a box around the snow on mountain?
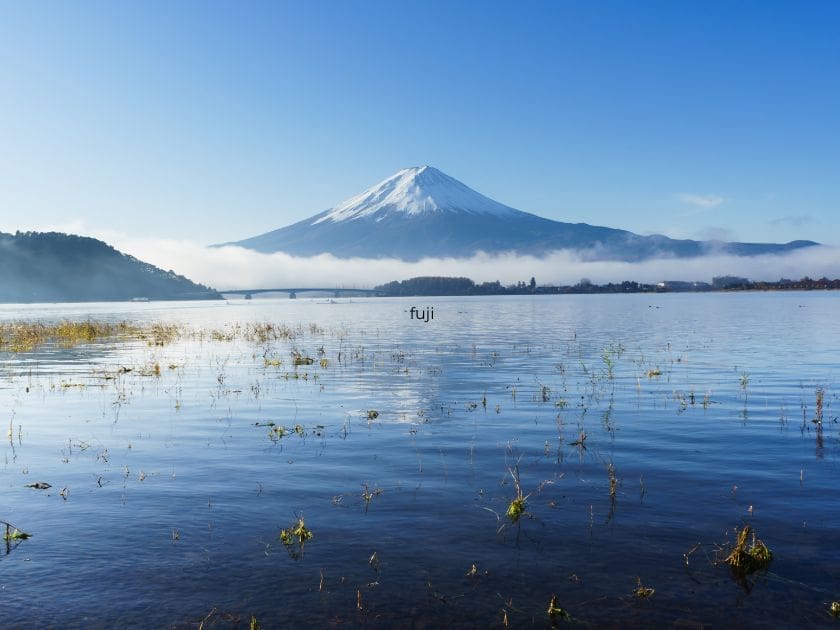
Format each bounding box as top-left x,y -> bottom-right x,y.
220,166 -> 818,261
313,166 -> 523,224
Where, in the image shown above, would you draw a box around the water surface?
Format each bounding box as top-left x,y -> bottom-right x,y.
1,293 -> 838,627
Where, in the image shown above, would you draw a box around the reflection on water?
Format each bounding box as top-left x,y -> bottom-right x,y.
0,293 -> 838,627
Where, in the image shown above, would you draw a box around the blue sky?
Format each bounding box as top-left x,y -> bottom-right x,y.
1,1 -> 838,246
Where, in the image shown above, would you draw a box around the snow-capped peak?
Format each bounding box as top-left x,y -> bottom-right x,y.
313,166 -> 522,224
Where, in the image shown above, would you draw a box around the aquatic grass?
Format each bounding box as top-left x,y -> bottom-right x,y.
197,607 -> 253,630
540,383 -> 551,402
602,350 -> 614,379
739,371 -> 750,404
3,520 -> 31,554
244,322 -> 295,343
633,577 -> 655,598
2,521 -> 31,541
547,595 -> 570,621
815,387 -> 824,423
505,465 -> 529,523
0,320 -> 183,353
259,421 -> 324,442
569,431 -> 587,449
279,515 -> 313,560
279,517 -> 313,543
361,483 -> 383,508
601,343 -> 624,380
607,463 -> 618,498
724,525 -> 772,575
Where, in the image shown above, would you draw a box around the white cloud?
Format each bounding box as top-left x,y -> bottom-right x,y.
677,193 -> 725,209
104,235 -> 840,290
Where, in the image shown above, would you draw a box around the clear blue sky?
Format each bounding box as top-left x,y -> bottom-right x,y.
1,1 -> 838,245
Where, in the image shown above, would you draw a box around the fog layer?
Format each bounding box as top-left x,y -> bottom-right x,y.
112,237 -> 840,291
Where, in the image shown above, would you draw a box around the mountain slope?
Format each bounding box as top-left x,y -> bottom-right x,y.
0,231 -> 221,303
225,166 -> 817,261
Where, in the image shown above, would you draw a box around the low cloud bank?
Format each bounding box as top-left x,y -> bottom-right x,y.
109,236 -> 840,291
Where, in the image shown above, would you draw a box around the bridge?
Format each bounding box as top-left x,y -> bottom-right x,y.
220,287 -> 385,299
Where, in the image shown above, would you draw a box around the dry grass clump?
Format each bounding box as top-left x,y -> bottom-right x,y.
0,320 -> 182,353
724,525 -> 772,575
243,322 -> 295,343
135,323 -> 181,346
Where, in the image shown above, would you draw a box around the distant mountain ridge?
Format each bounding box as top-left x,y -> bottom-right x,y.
224,166 -> 817,261
0,231 -> 220,303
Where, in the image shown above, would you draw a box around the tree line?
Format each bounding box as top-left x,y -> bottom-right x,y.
374,275 -> 840,297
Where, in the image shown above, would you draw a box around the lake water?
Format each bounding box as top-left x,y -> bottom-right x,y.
0,293 -> 838,628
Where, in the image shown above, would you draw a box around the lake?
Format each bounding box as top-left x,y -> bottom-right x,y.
1,293 -> 838,628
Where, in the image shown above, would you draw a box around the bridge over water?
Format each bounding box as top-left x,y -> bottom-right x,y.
221,288 -> 385,299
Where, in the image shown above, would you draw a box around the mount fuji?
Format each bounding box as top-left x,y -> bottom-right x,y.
224,166 -> 817,261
